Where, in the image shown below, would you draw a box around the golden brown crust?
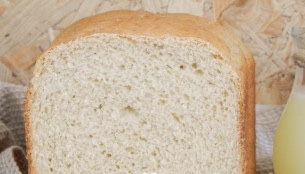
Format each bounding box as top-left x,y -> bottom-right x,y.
26,10 -> 255,173
239,50 -> 256,174
24,85 -> 37,174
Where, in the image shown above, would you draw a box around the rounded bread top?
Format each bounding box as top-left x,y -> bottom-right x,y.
50,10 -> 254,76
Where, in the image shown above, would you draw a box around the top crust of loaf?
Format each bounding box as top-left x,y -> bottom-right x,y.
51,10 -> 254,76
24,10 -> 255,174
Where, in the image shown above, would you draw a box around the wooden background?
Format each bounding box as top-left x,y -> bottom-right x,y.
1,0 -> 304,104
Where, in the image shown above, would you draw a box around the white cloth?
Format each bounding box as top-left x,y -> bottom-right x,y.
0,82 -> 27,174
0,81 -> 284,173
256,105 -> 284,174
0,146 -> 27,174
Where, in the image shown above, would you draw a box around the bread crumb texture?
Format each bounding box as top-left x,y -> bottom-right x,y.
30,34 -> 240,173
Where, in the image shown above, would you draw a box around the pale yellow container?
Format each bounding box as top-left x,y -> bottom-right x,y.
273,27 -> 305,174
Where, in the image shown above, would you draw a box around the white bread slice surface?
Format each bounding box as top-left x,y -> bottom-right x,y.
24,10 -> 255,174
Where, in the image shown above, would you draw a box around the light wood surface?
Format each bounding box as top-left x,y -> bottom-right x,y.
0,0 -> 303,104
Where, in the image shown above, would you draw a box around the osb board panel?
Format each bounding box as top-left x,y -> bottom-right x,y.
0,0 -> 303,104
0,62 -> 22,84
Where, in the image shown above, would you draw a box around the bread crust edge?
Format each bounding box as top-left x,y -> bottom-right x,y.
24,84 -> 37,174
24,10 -> 256,173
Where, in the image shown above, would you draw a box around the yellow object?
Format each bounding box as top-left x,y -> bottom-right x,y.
273,27 -> 305,174
273,90 -> 305,173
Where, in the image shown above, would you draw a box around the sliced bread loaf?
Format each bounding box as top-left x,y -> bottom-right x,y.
24,10 -> 255,174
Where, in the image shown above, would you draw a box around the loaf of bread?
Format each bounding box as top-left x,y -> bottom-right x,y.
24,10 -> 255,174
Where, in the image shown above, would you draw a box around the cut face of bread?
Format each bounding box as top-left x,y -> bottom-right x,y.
25,11 -> 255,174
